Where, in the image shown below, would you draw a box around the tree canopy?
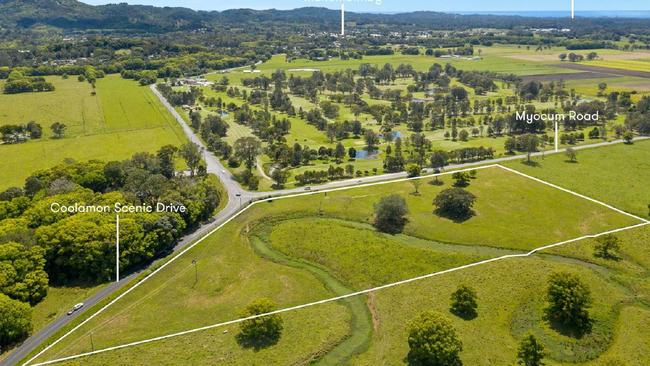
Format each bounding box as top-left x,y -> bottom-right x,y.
433,188 -> 476,221
407,311 -> 463,366
373,194 -> 409,234
0,293 -> 32,349
237,298 -> 283,349
545,272 -> 592,334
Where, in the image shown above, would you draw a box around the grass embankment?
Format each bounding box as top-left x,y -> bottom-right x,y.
0,75 -> 187,189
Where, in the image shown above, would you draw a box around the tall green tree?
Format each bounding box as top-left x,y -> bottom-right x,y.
520,134 -> 540,163
50,122 -> 67,139
234,137 -> 262,172
517,334 -> 546,366
237,298 -> 283,349
407,311 -> 462,366
450,285 -> 478,319
0,293 -> 32,349
157,145 -> 178,179
546,272 -> 592,334
0,242 -> 49,305
179,143 -> 202,177
373,194 -> 409,234
594,234 -> 620,259
433,188 -> 476,220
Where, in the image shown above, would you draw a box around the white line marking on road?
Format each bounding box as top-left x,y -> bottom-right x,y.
26,163 -> 649,365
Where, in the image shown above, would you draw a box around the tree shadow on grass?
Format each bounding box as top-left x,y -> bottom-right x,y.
450,308 -> 478,321
236,332 -> 281,351
520,159 -> 541,168
594,252 -> 621,262
434,209 -> 475,223
544,314 -> 593,339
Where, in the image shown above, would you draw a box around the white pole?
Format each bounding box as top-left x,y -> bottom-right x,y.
571,0 -> 575,19
341,3 -> 345,36
116,214 -> 120,282
555,121 -> 559,152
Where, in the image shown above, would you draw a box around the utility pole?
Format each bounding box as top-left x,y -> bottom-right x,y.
555,120 -> 559,152
192,259 -> 198,284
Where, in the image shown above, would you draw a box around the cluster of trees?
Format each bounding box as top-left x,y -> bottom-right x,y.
558,52 -> 599,62
3,71 -> 54,94
0,122 -> 69,144
0,122 -> 42,144
626,96 -> 650,135
294,164 -> 367,186
405,269 -> 594,365
156,83 -> 202,106
0,145 -> 222,348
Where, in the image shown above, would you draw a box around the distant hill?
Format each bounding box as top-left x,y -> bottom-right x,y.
0,0 -> 649,34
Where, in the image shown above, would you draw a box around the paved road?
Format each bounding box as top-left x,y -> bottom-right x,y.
5,83 -> 646,366
255,136 -> 650,198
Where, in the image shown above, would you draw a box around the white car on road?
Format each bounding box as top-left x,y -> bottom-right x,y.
67,303 -> 84,315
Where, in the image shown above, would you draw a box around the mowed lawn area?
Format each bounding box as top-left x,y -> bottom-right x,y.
0,75 -> 187,189
30,164 -> 637,365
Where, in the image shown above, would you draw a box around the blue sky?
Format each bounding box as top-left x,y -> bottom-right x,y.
81,1 -> 650,12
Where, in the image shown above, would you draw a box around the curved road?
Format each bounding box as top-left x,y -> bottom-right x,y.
3,83 -> 647,365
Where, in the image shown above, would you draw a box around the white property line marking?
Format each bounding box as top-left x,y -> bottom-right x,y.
30,222 -> 649,366
22,164 -> 497,366
26,163 -> 649,365
497,165 -> 650,224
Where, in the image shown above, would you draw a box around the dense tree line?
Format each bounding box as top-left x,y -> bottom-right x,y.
3,70 -> 54,94
0,145 -> 222,347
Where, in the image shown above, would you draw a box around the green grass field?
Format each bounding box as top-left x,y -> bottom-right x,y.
504,139 -> 650,219
582,59 -> 650,73
27,162 -> 638,365
17,46 -> 650,365
0,75 -> 187,189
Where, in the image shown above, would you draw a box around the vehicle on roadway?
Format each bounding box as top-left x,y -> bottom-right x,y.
67,302 -> 84,315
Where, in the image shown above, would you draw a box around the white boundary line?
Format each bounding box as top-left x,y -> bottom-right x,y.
497,165 -> 650,224
26,163 -> 649,365
30,223 -> 649,366
22,164 -> 496,366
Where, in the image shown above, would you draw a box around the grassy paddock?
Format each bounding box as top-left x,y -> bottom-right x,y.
29,164 -> 636,364
0,75 -> 187,189
504,139 -> 650,218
